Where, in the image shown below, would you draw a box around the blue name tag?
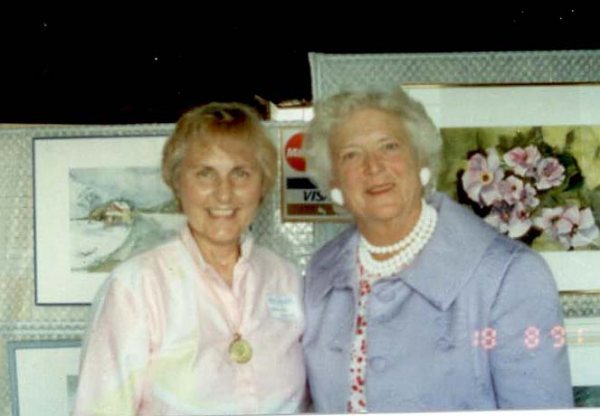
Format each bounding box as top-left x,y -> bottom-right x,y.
267,294 -> 300,321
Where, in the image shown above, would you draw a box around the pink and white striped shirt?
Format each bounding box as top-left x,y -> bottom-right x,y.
74,226 -> 307,415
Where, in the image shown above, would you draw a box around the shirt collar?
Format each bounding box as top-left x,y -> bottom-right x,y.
179,225 -> 255,272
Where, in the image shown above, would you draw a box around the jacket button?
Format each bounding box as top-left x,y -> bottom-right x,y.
369,356 -> 387,372
376,289 -> 396,303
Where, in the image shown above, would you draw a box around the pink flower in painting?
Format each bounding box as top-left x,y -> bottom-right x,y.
534,207 -> 569,234
461,149 -> 504,206
457,129 -> 597,250
499,176 -> 524,205
534,206 -> 600,249
499,176 -> 540,208
503,145 -> 541,177
535,157 -> 565,190
485,202 -> 532,238
520,182 -> 540,209
568,207 -> 600,248
557,206 -> 599,248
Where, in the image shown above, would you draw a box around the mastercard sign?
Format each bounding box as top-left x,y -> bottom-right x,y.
284,132 -> 306,172
281,126 -> 351,222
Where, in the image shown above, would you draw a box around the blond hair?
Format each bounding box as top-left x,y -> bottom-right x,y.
162,102 -> 277,202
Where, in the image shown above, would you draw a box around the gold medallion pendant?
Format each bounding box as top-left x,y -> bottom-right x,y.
229,333 -> 252,364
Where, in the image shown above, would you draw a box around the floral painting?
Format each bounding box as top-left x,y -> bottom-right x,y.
438,125 -> 600,251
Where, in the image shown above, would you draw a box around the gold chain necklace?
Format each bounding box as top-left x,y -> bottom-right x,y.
201,252 -> 253,364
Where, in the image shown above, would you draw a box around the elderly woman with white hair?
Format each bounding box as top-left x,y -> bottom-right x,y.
302,87 -> 573,412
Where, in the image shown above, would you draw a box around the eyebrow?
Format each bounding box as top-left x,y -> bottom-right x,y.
190,161 -> 258,170
377,135 -> 401,142
231,164 -> 257,171
337,135 -> 399,148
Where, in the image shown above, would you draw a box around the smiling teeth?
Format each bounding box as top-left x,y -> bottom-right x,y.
209,209 -> 234,217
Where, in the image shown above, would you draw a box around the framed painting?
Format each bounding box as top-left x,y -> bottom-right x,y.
7,339 -> 81,416
403,83 -> 600,292
279,123 -> 352,222
33,135 -> 185,304
309,50 -> 600,291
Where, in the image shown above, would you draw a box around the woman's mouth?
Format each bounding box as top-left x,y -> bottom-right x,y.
208,208 -> 235,218
366,183 -> 395,196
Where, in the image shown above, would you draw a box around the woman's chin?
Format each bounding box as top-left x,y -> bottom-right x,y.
359,206 -> 407,224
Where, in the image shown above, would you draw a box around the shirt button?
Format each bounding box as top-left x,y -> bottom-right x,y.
369,356 -> 387,372
376,289 -> 396,303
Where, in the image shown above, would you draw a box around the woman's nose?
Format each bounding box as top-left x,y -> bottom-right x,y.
364,151 -> 384,175
215,178 -> 233,202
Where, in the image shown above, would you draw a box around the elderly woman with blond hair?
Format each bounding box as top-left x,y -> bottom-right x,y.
302,87 -> 573,412
74,103 -> 306,415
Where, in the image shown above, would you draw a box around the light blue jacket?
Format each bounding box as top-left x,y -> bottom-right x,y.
303,193 -> 573,412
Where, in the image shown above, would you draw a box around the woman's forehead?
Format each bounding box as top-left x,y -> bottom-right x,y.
185,138 -> 258,165
330,109 -> 409,146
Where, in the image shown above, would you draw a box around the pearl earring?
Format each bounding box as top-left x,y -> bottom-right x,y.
419,167 -> 431,187
330,188 -> 345,206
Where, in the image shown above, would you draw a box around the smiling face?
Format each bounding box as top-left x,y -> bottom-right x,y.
176,137 -> 264,251
330,108 -> 423,234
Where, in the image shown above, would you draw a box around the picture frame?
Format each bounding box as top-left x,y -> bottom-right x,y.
33,134 -> 185,305
7,339 -> 82,416
296,78 -> 600,289
309,50 -> 600,101
565,317 -> 600,407
279,123 -> 352,222
401,83 -> 600,292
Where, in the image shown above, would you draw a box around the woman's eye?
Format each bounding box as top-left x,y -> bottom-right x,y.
196,168 -> 214,178
382,141 -> 400,151
233,169 -> 250,178
341,151 -> 359,162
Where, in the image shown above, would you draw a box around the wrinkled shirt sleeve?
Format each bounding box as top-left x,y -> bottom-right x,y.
74,273 -> 151,416
489,248 -> 574,408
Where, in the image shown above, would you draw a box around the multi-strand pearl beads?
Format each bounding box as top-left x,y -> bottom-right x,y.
358,200 -> 438,277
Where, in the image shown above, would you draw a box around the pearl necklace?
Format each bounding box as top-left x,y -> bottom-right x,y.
358,201 -> 438,278
360,199 -> 431,254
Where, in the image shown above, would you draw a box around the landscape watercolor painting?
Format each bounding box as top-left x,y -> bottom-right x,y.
69,166 -> 185,274
437,125 -> 600,252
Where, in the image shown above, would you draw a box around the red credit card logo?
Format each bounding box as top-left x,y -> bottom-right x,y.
285,132 -> 305,172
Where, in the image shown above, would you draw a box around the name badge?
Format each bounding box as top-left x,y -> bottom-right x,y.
267,294 -> 300,321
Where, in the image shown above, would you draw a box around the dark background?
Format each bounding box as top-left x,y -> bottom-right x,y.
2,5 -> 599,124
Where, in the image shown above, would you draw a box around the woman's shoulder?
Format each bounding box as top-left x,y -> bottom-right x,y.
434,193 -> 536,261
309,225 -> 357,267
489,235 -> 557,290
454,223 -> 559,311
433,193 -> 557,292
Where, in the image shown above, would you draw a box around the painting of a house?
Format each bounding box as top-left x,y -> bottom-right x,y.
90,200 -> 132,225
69,167 -> 185,273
